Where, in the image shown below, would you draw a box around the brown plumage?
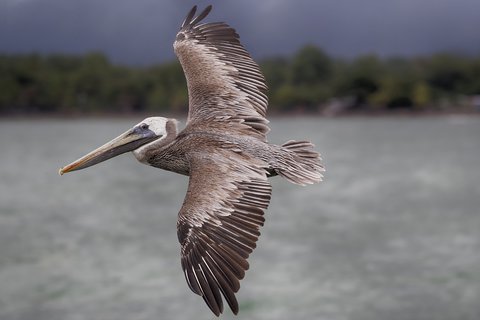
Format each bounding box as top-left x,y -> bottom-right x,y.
59,5 -> 324,316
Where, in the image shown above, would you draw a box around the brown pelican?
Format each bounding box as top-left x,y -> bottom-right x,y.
59,5 -> 324,316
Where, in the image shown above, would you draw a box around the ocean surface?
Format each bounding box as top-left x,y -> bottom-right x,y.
0,116 -> 479,320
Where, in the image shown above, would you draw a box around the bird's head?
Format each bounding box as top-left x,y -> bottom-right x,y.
59,117 -> 176,175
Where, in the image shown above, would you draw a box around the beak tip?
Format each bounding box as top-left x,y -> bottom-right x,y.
58,168 -> 65,176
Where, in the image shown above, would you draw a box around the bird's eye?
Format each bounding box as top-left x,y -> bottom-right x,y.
140,123 -> 149,130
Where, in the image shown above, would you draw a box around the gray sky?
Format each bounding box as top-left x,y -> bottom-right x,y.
1,0 -> 480,65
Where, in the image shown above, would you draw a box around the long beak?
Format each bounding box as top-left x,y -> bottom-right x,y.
59,128 -> 157,175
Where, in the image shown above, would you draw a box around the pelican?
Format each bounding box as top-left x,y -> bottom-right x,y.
59,5 -> 324,316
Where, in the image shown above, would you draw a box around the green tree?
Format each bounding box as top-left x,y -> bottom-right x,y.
334,55 -> 383,108
412,82 -> 431,108
290,45 -> 332,85
426,54 -> 469,93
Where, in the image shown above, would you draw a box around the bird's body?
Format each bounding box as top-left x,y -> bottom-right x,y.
60,5 -> 324,316
135,124 -> 318,181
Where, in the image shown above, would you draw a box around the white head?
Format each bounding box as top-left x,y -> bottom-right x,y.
134,117 -> 169,137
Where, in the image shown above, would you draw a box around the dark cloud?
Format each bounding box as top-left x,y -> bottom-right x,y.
1,0 -> 480,65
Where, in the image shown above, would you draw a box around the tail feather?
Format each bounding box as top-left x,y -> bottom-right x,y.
276,140 -> 325,186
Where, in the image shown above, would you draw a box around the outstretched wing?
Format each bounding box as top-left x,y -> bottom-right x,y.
177,150 -> 271,315
174,5 -> 270,141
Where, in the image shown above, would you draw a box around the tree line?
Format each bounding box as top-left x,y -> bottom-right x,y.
1,45 -> 480,115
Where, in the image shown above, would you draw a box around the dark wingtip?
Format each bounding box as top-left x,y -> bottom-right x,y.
182,5 -> 197,28
232,304 -> 239,315
190,5 -> 213,26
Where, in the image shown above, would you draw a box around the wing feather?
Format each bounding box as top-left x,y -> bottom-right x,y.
174,6 -> 270,140
177,151 -> 271,315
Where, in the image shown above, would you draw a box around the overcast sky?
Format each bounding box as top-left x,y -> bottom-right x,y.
1,0 -> 479,65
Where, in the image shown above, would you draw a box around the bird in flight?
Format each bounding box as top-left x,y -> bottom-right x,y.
59,5 -> 324,316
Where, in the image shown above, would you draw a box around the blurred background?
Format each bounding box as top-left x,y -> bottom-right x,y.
1,0 -> 479,319
2,0 -> 480,115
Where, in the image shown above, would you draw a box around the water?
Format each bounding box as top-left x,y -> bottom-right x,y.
0,116 -> 479,320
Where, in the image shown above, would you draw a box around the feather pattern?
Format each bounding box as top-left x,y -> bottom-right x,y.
174,5 -> 270,140
177,150 -> 271,316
